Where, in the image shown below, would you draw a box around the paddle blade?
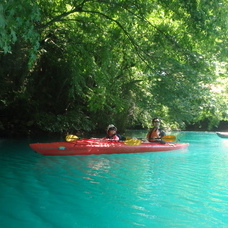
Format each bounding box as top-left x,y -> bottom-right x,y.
66,134 -> 79,142
162,135 -> 176,142
124,139 -> 142,146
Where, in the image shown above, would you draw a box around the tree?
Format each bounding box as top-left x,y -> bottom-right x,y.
0,0 -> 228,135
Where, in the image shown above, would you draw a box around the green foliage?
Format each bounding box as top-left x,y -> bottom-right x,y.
36,110 -> 93,133
0,0 -> 228,135
0,0 -> 40,54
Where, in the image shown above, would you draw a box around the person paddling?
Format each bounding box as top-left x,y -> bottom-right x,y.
102,124 -> 120,141
146,118 -> 166,143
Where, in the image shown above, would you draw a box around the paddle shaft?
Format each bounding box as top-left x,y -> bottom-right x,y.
127,135 -> 176,142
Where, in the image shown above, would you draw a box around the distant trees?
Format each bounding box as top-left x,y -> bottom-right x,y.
0,0 -> 227,135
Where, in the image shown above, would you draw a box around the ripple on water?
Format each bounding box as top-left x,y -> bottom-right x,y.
1,133 -> 228,227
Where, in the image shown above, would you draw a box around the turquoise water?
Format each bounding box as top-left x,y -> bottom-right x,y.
0,131 -> 228,228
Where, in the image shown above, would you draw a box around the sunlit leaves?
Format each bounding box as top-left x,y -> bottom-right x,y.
1,0 -> 228,134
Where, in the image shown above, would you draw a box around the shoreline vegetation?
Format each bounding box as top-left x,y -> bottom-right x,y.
0,120 -> 227,138
0,1 -> 227,138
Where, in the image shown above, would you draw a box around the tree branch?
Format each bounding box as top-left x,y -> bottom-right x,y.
38,3 -> 155,69
39,0 -> 89,29
80,9 -> 153,69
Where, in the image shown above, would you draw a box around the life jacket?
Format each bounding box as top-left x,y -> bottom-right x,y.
104,134 -> 125,141
105,134 -> 120,141
147,128 -> 160,141
106,134 -> 115,139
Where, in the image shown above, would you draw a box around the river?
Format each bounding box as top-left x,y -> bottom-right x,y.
0,131 -> 228,227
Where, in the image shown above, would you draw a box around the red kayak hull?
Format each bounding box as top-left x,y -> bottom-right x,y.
29,139 -> 189,156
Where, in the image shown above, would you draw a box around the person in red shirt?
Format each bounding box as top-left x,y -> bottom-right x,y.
146,118 -> 166,143
102,124 -> 120,141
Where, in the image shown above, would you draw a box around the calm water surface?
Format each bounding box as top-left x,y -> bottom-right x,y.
0,131 -> 228,228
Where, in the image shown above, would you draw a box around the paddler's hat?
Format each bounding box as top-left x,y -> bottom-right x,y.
107,124 -> 117,132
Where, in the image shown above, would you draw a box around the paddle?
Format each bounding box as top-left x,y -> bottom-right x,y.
65,134 -> 80,142
124,138 -> 142,146
124,135 -> 176,146
159,135 -> 176,142
66,134 -> 176,146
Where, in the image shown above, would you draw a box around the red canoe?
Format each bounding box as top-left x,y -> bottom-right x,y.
29,139 -> 189,156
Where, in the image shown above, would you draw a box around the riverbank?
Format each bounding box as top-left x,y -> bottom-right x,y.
185,120 -> 228,132
0,120 -> 227,138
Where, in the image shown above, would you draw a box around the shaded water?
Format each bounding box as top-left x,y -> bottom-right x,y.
0,131 -> 228,227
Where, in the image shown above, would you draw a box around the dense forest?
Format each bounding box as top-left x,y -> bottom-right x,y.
0,0 -> 228,136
